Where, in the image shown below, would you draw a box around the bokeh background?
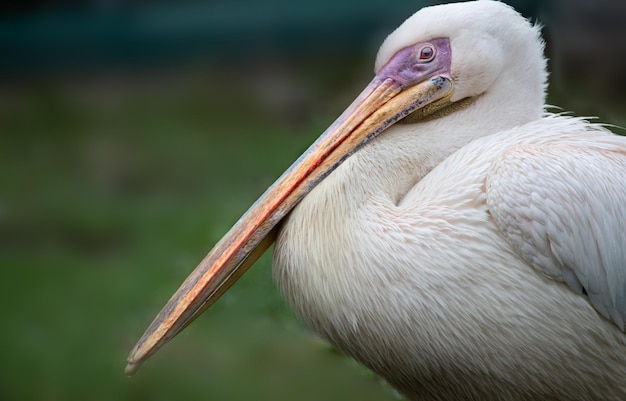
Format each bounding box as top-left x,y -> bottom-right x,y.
1,1 -> 625,400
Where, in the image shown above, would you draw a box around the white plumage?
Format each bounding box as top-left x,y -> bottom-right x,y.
275,112 -> 626,399
273,2 -> 626,400
127,1 -> 626,400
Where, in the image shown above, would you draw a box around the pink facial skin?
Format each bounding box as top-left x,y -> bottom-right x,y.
377,37 -> 452,88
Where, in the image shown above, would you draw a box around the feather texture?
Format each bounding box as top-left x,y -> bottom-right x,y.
486,118 -> 626,330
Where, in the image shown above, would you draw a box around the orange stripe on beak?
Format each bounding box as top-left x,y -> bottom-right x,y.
125,75 -> 452,375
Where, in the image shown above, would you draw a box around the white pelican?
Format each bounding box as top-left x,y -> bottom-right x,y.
126,1 -> 626,400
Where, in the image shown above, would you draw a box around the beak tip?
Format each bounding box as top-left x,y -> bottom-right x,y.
124,360 -> 141,376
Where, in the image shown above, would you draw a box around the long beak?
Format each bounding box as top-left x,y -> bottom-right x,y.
125,74 -> 453,375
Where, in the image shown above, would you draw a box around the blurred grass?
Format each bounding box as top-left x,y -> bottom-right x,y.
0,57 -> 398,401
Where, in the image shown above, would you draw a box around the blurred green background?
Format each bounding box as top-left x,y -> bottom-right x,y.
1,1 -> 625,400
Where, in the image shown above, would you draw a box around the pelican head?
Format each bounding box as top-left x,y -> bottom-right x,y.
377,1 -> 547,107
126,1 -> 548,375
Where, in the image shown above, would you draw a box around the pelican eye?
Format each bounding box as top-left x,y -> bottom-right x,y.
417,44 -> 436,62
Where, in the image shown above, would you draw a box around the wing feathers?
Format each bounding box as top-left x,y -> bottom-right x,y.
486,137 -> 626,330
